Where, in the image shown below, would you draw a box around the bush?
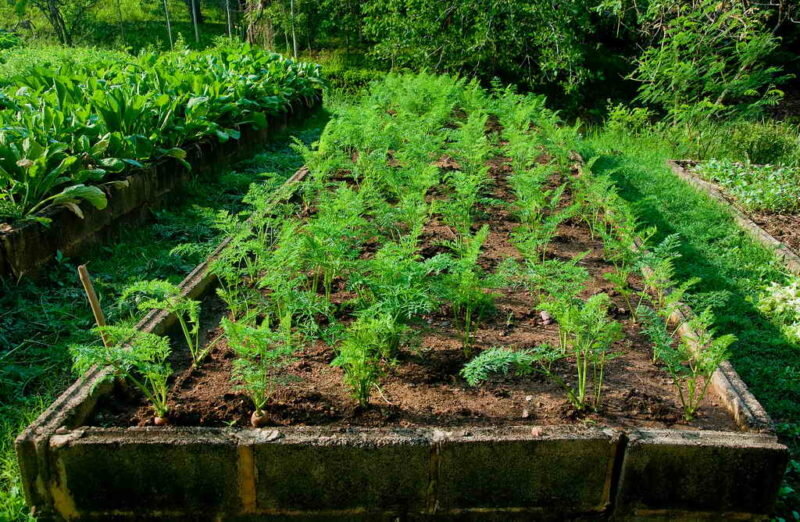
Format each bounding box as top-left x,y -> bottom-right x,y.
0,31 -> 20,50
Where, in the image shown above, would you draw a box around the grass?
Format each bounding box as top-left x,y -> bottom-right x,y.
581,129 -> 800,517
0,111 -> 327,520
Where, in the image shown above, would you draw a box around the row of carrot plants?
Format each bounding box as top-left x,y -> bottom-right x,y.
462,93 -> 734,419
0,43 -> 322,222
70,74 -> 734,425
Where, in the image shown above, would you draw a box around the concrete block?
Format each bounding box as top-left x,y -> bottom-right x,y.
250,428 -> 432,514
50,428 -> 241,519
616,429 -> 788,518
434,427 -> 620,515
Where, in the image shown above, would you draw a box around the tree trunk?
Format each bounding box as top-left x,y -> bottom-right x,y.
290,0 -> 297,58
185,0 -> 204,24
225,0 -> 233,37
163,0 -> 174,49
116,0 -> 125,44
46,0 -> 71,45
190,0 -> 200,43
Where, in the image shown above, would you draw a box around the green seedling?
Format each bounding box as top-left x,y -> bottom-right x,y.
223,317 -> 296,427
461,345 -> 559,386
121,280 -> 203,366
440,225 -> 498,353
331,315 -> 389,408
540,293 -> 623,411
654,308 -> 735,421
70,325 -> 172,421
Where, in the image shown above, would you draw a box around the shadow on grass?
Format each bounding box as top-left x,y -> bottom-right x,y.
592,153 -> 800,429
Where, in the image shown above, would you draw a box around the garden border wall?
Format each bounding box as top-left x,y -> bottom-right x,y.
0,97 -> 321,280
16,164 -> 789,521
667,160 -> 800,275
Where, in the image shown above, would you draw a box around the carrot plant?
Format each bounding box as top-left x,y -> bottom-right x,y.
441,226 -> 497,352
461,345 -> 561,386
223,317 -> 296,427
332,315 -> 390,407
70,326 -> 172,421
121,280 -> 203,366
653,309 -> 735,421
540,293 -> 623,410
354,230 -> 447,326
301,186 -> 369,299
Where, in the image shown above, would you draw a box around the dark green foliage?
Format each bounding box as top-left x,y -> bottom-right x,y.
461,347 -> 548,387
0,43 -> 322,220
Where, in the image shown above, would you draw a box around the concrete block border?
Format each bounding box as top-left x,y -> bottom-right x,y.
15,164 -> 789,521
0,97 -> 321,280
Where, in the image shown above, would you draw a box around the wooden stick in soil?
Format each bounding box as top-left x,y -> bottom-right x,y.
77,265 -> 109,348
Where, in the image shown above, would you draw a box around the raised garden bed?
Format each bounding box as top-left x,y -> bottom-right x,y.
669,160 -> 800,275
0,98 -> 321,280
17,77 -> 787,520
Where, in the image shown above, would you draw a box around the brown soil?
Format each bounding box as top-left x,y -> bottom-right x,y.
90,156 -> 739,432
750,212 -> 800,256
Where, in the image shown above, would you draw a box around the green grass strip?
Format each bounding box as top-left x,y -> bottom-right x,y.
581,130 -> 800,516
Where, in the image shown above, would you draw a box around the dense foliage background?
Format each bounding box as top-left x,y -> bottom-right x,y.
2,0 -> 798,123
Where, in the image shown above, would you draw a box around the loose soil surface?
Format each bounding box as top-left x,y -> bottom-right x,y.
749,213 -> 800,256
678,160 -> 800,256
90,154 -> 739,432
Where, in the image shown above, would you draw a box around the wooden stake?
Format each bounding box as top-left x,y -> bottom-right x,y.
78,265 -> 109,347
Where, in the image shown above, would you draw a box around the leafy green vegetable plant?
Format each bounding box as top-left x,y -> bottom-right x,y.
0,43 -> 323,221
758,278 -> 800,344
696,160 -> 800,214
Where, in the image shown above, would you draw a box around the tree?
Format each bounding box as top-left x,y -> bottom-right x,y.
362,0 -> 597,93
630,0 -> 790,119
15,0 -> 99,45
184,0 -> 203,24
